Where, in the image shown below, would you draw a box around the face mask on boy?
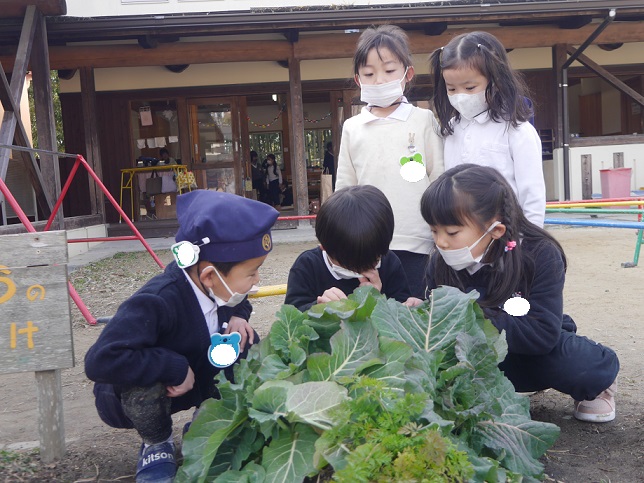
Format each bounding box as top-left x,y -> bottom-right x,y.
322,250 -> 381,280
448,90 -> 488,120
203,266 -> 258,307
437,221 -> 501,271
359,68 -> 408,108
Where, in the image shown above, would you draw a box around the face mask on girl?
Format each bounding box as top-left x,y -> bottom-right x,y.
203,266 -> 258,307
322,250 -> 380,280
359,68 -> 408,108
448,90 -> 488,121
437,221 -> 501,271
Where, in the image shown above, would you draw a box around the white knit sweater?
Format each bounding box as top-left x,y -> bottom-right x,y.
336,105 -> 444,254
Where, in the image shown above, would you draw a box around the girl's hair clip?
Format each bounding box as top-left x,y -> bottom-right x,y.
505,240 -> 517,252
477,43 -> 482,49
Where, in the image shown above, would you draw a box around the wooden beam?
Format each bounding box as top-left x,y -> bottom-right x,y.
80,67 -> 104,221
25,40 -> 291,70
0,21 -> 643,70
287,56 -> 308,220
10,5 -> 37,104
31,10 -> 62,228
567,47 -> 644,107
0,57 -> 53,220
295,22 -> 644,60
0,0 -> 66,18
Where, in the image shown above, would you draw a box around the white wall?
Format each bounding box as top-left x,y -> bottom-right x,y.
553,144 -> 644,201
65,0 -> 439,17
60,58 -> 356,93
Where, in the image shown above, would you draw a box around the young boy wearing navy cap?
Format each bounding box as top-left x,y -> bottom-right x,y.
85,190 -> 279,483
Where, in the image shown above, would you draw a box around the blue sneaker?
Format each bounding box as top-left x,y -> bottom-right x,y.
136,441 -> 177,483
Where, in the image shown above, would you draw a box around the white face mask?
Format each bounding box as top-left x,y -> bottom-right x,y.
322,250 -> 381,280
448,90 -> 488,121
437,221 -> 500,271
203,266 -> 258,307
359,68 -> 408,108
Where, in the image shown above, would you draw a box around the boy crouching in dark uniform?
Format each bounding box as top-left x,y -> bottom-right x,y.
85,190 -> 279,482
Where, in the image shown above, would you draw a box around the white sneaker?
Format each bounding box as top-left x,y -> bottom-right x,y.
573,382 -> 616,423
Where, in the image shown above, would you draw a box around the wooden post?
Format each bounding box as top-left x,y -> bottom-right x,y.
35,369 -> 65,462
288,56 -> 309,222
581,154 -> 592,200
0,231 -> 73,463
80,67 -> 105,222
31,8 -> 64,229
330,91 -> 341,180
552,44 -> 567,149
613,152 -> 624,168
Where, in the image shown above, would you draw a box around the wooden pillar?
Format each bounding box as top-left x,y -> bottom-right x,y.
330,91 -> 341,180
342,90 -> 354,122
238,95 -> 251,195
31,8 -> 63,229
288,57 -> 308,221
0,6 -> 52,220
553,44 -> 567,149
35,369 -> 65,462
80,67 -> 104,221
176,97 -> 191,167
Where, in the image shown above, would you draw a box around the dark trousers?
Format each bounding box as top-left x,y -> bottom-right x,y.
93,331 -> 259,444
500,329 -> 619,401
268,179 -> 281,206
392,250 -> 429,299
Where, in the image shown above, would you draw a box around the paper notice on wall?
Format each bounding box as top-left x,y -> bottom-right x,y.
139,106 -> 153,126
155,137 -> 167,148
137,139 -> 146,149
168,136 -> 179,143
146,138 -> 156,148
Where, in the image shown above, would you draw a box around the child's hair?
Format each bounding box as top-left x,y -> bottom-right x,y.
250,150 -> 258,161
429,31 -> 533,136
159,147 -> 169,157
316,185 -> 394,273
353,24 -> 413,76
420,164 -> 565,307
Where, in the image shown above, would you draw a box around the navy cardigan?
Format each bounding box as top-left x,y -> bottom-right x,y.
85,262 -> 252,412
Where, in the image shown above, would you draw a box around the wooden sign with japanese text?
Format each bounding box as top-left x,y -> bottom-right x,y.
0,231 -> 74,374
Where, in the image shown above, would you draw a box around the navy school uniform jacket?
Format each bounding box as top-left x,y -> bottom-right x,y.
285,247 -> 411,312
84,261 -> 252,413
426,240 -> 577,356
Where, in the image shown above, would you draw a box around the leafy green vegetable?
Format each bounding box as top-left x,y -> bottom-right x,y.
176,286 -> 559,482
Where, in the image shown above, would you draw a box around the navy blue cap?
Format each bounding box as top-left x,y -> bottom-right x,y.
175,190 -> 279,263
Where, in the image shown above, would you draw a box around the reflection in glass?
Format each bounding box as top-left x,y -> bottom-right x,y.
197,104 -> 233,164
204,167 -> 236,194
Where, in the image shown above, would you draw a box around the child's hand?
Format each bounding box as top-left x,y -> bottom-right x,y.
225,316 -> 255,352
167,366 -> 195,398
403,297 -> 424,308
317,287 -> 347,304
358,269 -> 382,292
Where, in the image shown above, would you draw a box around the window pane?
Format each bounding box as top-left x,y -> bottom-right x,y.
196,104 -> 234,165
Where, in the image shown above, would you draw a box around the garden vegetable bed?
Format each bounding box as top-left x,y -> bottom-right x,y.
1,228 -> 642,482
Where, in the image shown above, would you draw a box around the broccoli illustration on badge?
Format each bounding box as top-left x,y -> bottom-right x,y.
399,153 -> 426,182
207,332 -> 241,368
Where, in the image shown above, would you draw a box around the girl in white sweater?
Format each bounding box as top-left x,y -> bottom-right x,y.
336,24 -> 444,298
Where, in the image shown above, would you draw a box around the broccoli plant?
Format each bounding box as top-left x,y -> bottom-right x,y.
176,286 -> 559,483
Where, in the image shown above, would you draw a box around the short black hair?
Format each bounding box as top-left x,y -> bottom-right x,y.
159,147 -> 170,157
212,261 -> 239,276
316,185 -> 394,273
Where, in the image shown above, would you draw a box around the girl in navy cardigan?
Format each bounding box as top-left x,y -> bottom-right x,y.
420,164 -> 619,423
